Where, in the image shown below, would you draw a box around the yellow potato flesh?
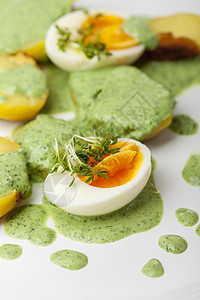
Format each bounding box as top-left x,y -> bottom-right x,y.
0,137 -> 19,154
22,40 -> 47,61
0,190 -> 20,218
149,13 -> 200,47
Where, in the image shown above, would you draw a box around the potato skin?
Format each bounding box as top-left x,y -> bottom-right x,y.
146,33 -> 200,61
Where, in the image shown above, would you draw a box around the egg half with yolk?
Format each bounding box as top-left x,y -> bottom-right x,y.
45,10 -> 145,71
44,138 -> 151,216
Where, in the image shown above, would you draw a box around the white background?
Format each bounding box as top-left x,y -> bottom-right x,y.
0,0 -> 200,299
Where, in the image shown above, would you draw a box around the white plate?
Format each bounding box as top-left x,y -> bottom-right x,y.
0,1 -> 200,299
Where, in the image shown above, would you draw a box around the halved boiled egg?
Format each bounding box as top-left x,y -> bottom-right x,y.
44,138 -> 151,216
45,10 -> 145,71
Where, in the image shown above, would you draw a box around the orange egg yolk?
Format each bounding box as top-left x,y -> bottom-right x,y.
80,14 -> 139,50
78,142 -> 144,188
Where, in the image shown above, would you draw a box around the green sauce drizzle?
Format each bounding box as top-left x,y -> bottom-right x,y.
50,250 -> 88,270
41,65 -> 74,114
142,258 -> 164,278
0,64 -> 47,97
182,154 -> 200,187
195,224 -> 200,237
138,57 -> 200,97
170,114 -> 198,135
44,172 -> 163,244
123,17 -> 158,50
0,152 -> 30,196
158,235 -> 188,254
0,244 -> 22,260
175,208 -> 199,227
5,205 -> 56,246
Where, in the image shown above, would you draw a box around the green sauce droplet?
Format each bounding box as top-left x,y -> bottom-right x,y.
175,208 -> 199,227
158,235 -> 188,254
182,154 -> 200,187
0,244 -> 22,260
142,258 -> 164,278
195,224 -> 200,237
50,250 -> 88,270
170,115 -> 198,135
5,205 -> 56,246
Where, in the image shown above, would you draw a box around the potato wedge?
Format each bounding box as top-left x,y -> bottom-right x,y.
0,190 -> 20,218
0,53 -> 48,121
149,13 -> 200,47
0,137 -> 30,217
0,137 -> 19,154
148,13 -> 200,60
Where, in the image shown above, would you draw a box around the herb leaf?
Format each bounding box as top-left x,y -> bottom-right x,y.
56,25 -> 71,52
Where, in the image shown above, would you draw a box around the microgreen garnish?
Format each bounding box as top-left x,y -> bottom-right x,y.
51,135 -> 120,186
56,25 -> 71,52
75,39 -> 111,60
55,23 -> 112,59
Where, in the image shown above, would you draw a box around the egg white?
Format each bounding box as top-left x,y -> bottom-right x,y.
45,9 -> 145,71
44,138 -> 151,216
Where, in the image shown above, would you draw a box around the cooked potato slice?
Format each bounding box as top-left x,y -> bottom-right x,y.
0,137 -> 30,217
0,190 -> 20,218
22,40 -> 47,62
0,53 -> 48,121
149,13 -> 200,47
0,137 -> 19,154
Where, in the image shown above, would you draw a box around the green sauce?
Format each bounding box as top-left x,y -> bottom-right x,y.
138,57 -> 200,97
41,65 -> 74,114
50,250 -> 88,270
5,205 -> 56,246
182,154 -> 200,187
123,17 -> 158,50
175,208 -> 199,227
169,115 -> 198,135
0,244 -> 22,260
44,172 -> 163,244
0,95 -> 9,103
0,64 -> 47,97
70,65 -> 174,140
16,115 -> 76,182
0,0 -> 74,54
195,224 -> 200,237
4,170 -> 163,245
142,258 -> 164,278
158,235 -> 188,254
0,152 -> 30,196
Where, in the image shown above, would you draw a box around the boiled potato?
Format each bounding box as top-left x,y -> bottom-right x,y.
0,53 -> 48,121
0,137 -> 30,217
149,13 -> 200,47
